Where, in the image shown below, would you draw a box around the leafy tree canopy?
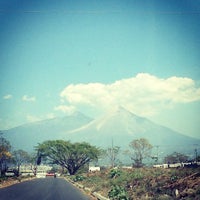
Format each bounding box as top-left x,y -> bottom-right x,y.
0,133 -> 12,175
12,149 -> 30,173
164,152 -> 189,164
36,140 -> 101,175
129,138 -> 153,167
0,134 -> 11,159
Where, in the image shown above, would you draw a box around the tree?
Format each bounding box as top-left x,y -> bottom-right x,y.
36,140 -> 101,175
129,138 -> 153,167
28,152 -> 41,175
12,149 -> 30,175
0,133 -> 12,176
164,152 -> 188,164
107,146 -> 120,168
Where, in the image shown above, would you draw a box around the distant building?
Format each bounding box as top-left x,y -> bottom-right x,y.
20,164 -> 52,177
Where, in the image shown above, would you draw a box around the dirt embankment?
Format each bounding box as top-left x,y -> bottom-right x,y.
0,176 -> 36,188
162,172 -> 200,199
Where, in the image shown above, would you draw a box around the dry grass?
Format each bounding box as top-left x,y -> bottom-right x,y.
71,167 -> 200,200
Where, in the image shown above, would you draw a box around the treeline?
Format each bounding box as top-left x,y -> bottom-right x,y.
1,133 -> 199,176
0,133 -> 37,176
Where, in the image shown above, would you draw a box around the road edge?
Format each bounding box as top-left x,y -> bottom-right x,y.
64,176 -> 110,200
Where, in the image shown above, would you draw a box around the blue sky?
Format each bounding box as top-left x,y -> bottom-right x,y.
0,0 -> 200,139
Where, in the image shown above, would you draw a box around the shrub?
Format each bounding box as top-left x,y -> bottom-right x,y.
108,185 -> 129,200
72,174 -> 85,182
109,168 -> 122,179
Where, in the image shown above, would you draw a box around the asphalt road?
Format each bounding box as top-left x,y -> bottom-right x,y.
0,177 -> 91,200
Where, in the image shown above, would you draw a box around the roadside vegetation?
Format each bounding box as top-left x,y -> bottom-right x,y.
70,167 -> 200,200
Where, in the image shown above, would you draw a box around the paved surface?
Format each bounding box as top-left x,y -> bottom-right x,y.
0,177 -> 91,200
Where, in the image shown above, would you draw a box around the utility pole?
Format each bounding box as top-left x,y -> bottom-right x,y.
152,145 -> 159,163
193,144 -> 199,162
194,148 -> 198,162
111,138 -> 114,168
156,145 -> 159,163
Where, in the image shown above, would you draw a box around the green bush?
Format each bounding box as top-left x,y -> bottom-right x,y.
170,175 -> 178,182
72,174 -> 85,182
108,185 -> 129,200
109,168 -> 122,179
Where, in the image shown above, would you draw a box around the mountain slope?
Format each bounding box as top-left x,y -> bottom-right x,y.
65,107 -> 199,154
2,112 -> 92,151
2,107 -> 199,157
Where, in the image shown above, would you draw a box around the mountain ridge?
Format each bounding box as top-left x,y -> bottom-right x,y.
2,107 -> 199,157
64,107 -> 199,156
2,111 -> 93,151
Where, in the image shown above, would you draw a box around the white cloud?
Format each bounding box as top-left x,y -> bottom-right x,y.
22,95 -> 36,102
3,94 -> 13,100
59,73 -> 200,117
54,105 -> 76,115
